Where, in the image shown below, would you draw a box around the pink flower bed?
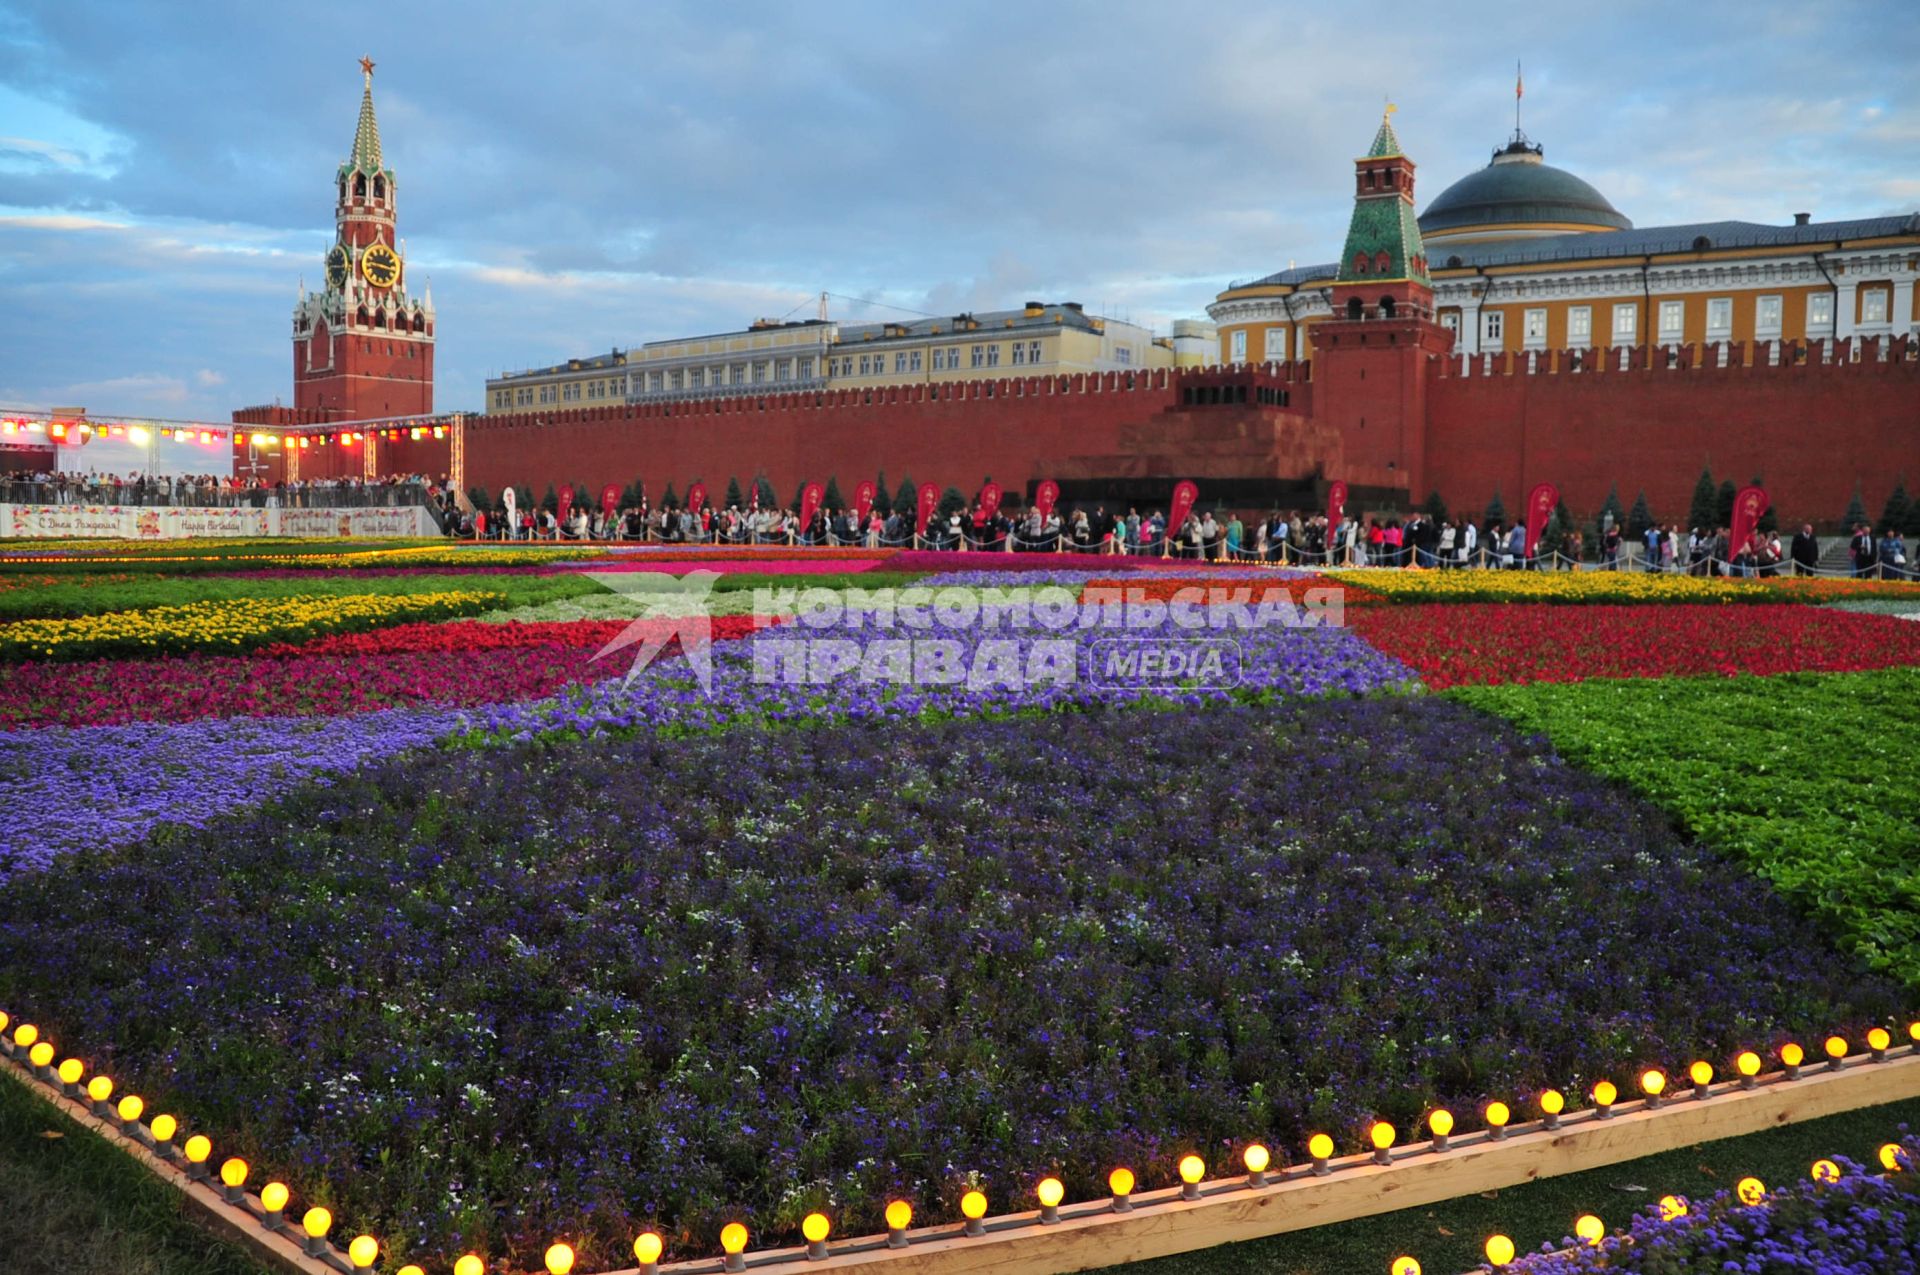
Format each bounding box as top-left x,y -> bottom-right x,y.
536,559 -> 888,575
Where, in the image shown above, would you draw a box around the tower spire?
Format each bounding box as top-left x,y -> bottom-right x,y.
350,56 -> 383,174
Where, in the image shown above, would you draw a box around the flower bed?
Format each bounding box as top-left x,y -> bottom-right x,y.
0,590 -> 502,661
538,558 -> 890,575
0,619 -> 776,729
0,571 -> 603,621
1349,603 -> 1920,688
1076,574 -> 1368,602
1327,568 -> 1920,605
1450,668 -> 1920,986
1504,1140 -> 1919,1271
467,609 -> 1416,741
0,696 -> 1895,1265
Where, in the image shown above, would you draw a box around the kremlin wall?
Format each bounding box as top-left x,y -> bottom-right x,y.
234,72 -> 1920,529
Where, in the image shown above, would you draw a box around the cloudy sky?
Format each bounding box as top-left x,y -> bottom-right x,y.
2,0 -> 1915,451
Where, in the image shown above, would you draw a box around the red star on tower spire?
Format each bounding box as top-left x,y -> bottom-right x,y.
359,55 -> 375,79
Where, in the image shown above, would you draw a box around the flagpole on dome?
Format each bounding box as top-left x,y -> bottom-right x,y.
1515,60 -> 1524,137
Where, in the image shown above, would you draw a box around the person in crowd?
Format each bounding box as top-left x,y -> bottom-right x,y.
1851,522 -> 1878,578
1506,521 -> 1527,570
1881,525 -> 1910,579
1787,523 -> 1819,575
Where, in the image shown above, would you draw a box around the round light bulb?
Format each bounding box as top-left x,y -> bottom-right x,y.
634,1233 -> 664,1264
57,1058 -> 83,1085
261,1182 -> 289,1212
1688,1061 -> 1713,1086
400,1268 -> 426,1275
150,1114 -> 177,1143
1369,1121 -> 1396,1150
1658,1194 -> 1688,1220
13,1024 -> 37,1048
959,1190 -> 988,1221
1540,1089 -> 1565,1115
1592,1080 -> 1618,1106
1736,1176 -> 1765,1206
1879,1143 -> 1906,1172
1823,1035 -> 1847,1060
543,1242 -> 574,1275
1485,1101 -> 1510,1127
802,1212 -> 831,1243
1910,1021 -> 1920,1043
454,1256 -> 485,1275
1736,1050 -> 1761,1077
1392,1258 -> 1422,1275
1428,1110 -> 1454,1138
302,1206 -> 332,1239
1868,1027 -> 1891,1051
29,1042 -> 54,1068
0,1012 -> 8,1033
116,1095 -> 143,1122
885,1201 -> 913,1230
1485,1234 -> 1515,1266
351,1236 -> 380,1268
1574,1213 -> 1604,1245
720,1221 -> 749,1253
1640,1070 -> 1665,1096
1178,1153 -> 1205,1184
1811,1158 -> 1840,1183
1107,1168 -> 1135,1197
183,1134 -> 211,1164
1035,1178 -> 1064,1209
87,1075 -> 113,1102
1781,1042 -> 1804,1067
1243,1143 -> 1271,1174
220,1158 -> 248,1188
1308,1133 -> 1335,1160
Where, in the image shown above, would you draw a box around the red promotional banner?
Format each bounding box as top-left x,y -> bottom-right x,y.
686,482 -> 708,516
556,487 -> 574,527
1033,479 -> 1060,519
1168,480 -> 1199,534
798,481 -> 825,532
853,480 -> 876,524
977,480 -> 1003,522
1525,482 -> 1560,556
600,483 -> 621,517
916,481 -> 939,536
1730,485 -> 1770,557
1326,480 -> 1348,532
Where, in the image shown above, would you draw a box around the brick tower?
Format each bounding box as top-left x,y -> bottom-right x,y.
291,57 -> 435,420
1310,108 -> 1454,502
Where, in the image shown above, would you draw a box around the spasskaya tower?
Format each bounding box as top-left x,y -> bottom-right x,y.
291,57 -> 435,419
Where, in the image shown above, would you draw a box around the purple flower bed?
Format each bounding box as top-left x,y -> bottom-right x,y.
931,565 -> 1318,587
467,610 -> 1412,741
0,697 -> 1895,1266
0,707 -> 463,876
1505,1141 -> 1920,1271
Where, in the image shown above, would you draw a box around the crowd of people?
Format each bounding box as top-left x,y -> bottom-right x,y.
0,469 -> 447,509
450,492 -> 1908,576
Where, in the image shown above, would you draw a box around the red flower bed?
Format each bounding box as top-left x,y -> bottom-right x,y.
1348,603 -> 1920,688
264,615 -> 775,657
0,617 -> 780,727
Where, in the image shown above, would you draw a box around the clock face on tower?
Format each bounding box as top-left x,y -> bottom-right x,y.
325,244 -> 349,291
360,242 -> 401,290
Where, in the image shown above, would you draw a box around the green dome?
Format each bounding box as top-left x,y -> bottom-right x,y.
1419,139 -> 1630,240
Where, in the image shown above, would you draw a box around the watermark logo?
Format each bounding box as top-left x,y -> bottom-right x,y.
586,569 -> 720,694
1087,637 -> 1243,690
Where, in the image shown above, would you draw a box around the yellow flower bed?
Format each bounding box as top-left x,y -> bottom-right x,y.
1325,568 -> 1920,605
0,590 -> 502,661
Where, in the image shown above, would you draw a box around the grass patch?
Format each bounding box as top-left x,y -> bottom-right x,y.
1449,669 -> 1920,985
0,1069 -> 273,1275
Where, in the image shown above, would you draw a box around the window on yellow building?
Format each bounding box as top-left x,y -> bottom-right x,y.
1756,295 -> 1782,335
1706,298 -> 1733,337
911,350 -> 922,371
1230,330 -> 1247,362
1612,303 -> 1639,342
1264,327 -> 1285,360
1027,340 -> 1041,364
1863,288 -> 1890,324
986,345 -> 1000,367
1569,306 -> 1592,343
1012,342 -> 1027,365
970,345 -> 985,368
1808,293 -> 1834,332
1658,301 -> 1685,339
1481,310 -> 1504,345
1523,309 -> 1547,346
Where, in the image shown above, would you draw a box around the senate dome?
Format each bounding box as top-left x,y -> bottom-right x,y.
1418,133 -> 1632,247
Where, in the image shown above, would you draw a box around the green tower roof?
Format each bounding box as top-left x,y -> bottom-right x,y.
345,63 -> 385,177
1338,115 -> 1429,286
1366,112 -> 1403,158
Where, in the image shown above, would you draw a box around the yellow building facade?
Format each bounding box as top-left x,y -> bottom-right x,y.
485,303 -> 1190,414
1212,129 -> 1920,368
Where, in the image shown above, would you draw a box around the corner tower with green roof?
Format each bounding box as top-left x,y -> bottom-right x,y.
1335,110 -> 1431,292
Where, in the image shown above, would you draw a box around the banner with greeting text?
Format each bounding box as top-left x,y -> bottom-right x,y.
2,504 -> 435,539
